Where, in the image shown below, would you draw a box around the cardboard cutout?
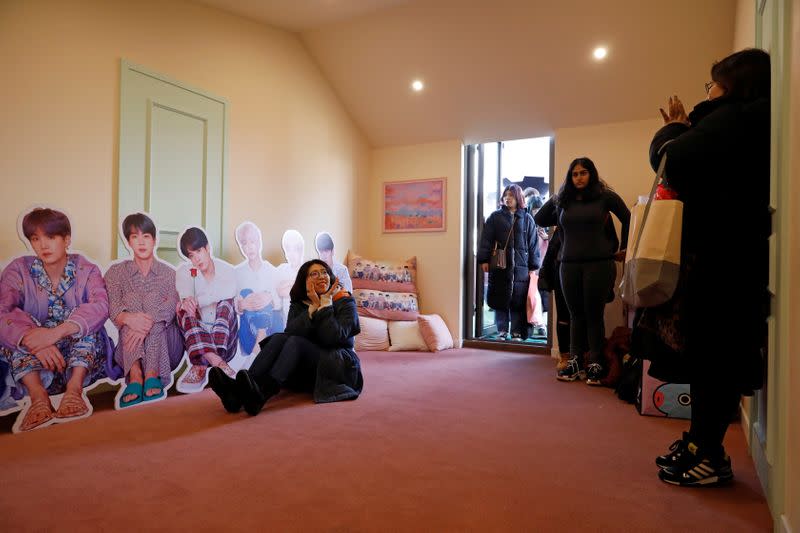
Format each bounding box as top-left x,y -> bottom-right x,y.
106,212 -> 184,409
232,222 -> 284,364
0,206 -> 119,433
314,231 -> 353,293
275,229 -> 305,325
174,226 -> 239,393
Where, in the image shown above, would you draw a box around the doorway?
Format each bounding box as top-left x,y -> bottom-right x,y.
463,137 -> 553,351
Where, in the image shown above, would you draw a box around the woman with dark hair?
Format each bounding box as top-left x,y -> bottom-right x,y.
636,48 -> 771,487
535,158 -> 630,383
208,259 -> 363,415
477,184 -> 541,341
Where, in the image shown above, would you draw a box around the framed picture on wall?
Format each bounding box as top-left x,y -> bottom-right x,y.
383,177 -> 446,233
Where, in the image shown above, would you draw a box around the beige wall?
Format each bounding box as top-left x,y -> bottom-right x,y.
366,141 -> 464,345
554,118 -> 663,333
734,0 -> 756,50
0,0 -> 369,268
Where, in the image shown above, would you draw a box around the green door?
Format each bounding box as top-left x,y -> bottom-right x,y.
118,60 -> 228,264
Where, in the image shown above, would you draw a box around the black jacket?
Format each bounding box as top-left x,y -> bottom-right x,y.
638,95 -> 770,393
285,295 -> 364,403
477,206 -> 541,311
534,190 -> 629,263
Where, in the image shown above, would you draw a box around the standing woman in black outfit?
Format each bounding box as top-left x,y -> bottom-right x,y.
638,48 -> 770,487
477,184 -> 541,340
208,259 -> 363,415
534,158 -> 630,384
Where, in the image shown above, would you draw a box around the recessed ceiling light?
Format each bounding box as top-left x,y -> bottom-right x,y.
593,47 -> 608,60
411,79 -> 424,92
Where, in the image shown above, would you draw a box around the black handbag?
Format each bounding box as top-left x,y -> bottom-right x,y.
489,223 -> 514,271
537,228 -> 560,290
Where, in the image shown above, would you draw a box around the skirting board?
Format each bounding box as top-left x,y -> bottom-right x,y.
740,402 -> 752,446
780,514 -> 792,533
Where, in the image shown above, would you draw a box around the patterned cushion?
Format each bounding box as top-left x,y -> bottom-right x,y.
347,253 -> 417,294
352,289 -> 419,321
417,314 -> 454,352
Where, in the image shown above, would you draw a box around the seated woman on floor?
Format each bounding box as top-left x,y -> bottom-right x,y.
0,207 -> 113,431
208,259 -> 363,415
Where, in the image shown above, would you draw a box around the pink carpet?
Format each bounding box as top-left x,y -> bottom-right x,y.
0,348 -> 772,531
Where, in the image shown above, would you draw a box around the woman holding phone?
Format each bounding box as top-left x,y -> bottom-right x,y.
208,259 -> 363,415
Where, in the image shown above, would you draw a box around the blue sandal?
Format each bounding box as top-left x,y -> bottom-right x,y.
119,382 -> 143,408
142,377 -> 165,402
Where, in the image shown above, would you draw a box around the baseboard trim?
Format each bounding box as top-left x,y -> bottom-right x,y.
779,514 -> 792,533
739,402 -> 751,447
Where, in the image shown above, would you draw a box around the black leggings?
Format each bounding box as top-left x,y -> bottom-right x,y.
559,260 -> 616,365
248,333 -> 321,393
553,284 -> 571,355
689,378 -> 741,455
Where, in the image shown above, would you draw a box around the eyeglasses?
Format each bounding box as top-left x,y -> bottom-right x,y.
704,81 -> 716,94
308,270 -> 330,279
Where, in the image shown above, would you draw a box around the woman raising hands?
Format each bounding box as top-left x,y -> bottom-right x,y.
208,260 -> 363,416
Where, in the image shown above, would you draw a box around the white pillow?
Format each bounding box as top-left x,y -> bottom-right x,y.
388,320 -> 429,352
355,316 -> 390,351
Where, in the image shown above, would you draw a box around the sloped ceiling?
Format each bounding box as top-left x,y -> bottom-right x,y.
195,0 -> 737,147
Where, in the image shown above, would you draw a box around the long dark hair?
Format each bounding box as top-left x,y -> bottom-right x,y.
711,48 -> 770,102
289,259 -> 335,303
555,157 -> 611,208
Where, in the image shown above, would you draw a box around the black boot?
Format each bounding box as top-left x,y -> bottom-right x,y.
208,366 -> 241,413
236,370 -> 279,416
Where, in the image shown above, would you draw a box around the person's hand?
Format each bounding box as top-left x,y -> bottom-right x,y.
122,329 -> 146,354
21,327 -> 62,353
537,227 -> 548,241
245,291 -> 272,310
32,345 -> 66,372
659,95 -> 690,126
124,312 -> 154,335
323,279 -> 341,299
481,263 -> 488,273
179,297 -> 198,317
306,278 -> 321,307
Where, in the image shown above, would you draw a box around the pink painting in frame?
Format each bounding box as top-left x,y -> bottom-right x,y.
383,178 -> 446,233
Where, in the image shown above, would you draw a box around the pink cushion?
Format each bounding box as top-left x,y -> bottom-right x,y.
417,314 -> 454,352
354,316 -> 390,351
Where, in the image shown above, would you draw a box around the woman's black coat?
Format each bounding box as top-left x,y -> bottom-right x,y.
284,295 -> 364,403
477,206 -> 541,311
639,95 -> 770,393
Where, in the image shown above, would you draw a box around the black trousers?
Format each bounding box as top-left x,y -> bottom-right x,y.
689,377 -> 741,455
553,284 -> 571,356
559,260 -> 616,365
248,333 -> 321,393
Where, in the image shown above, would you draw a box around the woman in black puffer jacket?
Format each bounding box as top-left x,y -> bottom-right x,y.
634,48 -> 770,488
477,184 -> 541,340
208,259 -> 363,415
